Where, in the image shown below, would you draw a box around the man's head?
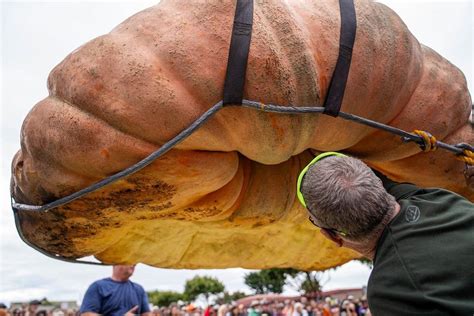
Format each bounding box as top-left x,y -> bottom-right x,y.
300,155 -> 396,241
0,303 -> 7,316
112,264 -> 136,281
294,303 -> 303,312
28,300 -> 41,312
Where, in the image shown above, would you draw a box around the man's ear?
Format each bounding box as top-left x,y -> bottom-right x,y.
320,228 -> 343,247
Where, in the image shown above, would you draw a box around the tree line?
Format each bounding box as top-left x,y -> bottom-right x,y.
147,268 -> 330,307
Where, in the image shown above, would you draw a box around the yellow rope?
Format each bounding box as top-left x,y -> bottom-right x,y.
413,130 -> 438,152
463,149 -> 474,158
412,130 -> 474,165
457,149 -> 474,165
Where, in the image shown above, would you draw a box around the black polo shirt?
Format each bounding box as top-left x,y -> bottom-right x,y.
367,175 -> 474,316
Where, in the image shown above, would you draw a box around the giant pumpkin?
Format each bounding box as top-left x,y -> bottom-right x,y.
10,0 -> 472,269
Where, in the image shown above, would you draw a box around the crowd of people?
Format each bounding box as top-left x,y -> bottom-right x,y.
0,295 -> 371,316
151,295 -> 370,316
0,301 -> 76,316
158,296 -> 370,316
0,295 -> 370,316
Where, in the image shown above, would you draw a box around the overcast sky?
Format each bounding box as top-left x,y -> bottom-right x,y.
1,0 -> 472,306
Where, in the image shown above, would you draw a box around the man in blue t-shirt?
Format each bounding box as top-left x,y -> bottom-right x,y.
80,265 -> 151,316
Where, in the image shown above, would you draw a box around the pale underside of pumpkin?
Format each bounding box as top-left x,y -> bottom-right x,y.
11,0 -> 472,269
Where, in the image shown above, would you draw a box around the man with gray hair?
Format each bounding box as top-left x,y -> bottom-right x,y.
297,152 -> 474,316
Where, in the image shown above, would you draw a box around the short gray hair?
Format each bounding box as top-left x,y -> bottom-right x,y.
301,156 -> 395,240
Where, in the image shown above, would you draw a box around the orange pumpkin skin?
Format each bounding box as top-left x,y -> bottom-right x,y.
11,0 -> 472,268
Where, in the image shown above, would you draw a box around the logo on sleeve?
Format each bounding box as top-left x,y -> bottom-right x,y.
405,205 -> 420,222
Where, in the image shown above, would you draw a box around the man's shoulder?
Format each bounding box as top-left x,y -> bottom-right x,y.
399,187 -> 473,223
128,280 -> 146,293
91,277 -> 113,285
87,278 -> 114,290
370,188 -> 474,315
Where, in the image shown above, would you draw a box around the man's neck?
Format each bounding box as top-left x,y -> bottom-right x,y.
111,275 -> 129,282
344,202 -> 401,260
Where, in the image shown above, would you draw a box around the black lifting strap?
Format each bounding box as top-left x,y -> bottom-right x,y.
223,0 -> 254,106
323,0 -> 357,117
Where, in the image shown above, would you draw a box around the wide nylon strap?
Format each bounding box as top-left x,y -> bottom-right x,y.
223,0 -> 254,105
323,0 -> 357,117
296,152 -> 347,208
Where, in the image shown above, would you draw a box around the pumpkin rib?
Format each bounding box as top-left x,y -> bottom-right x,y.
257,1 -> 320,156
128,3 -> 228,108
19,97 -> 108,182
259,1 -> 321,105
47,64 -> 172,149
121,30 -> 216,112
343,57 -> 426,161
384,45 -> 471,143
25,97 -> 164,183
345,44 -> 470,162
45,95 -> 164,177
49,32 -> 213,148
11,149 -> 103,205
440,121 -> 473,149
51,94 -> 167,152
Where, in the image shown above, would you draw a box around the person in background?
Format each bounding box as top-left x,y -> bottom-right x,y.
329,305 -> 340,316
217,304 -> 228,316
80,265 -> 151,316
171,304 -> 181,316
339,300 -> 356,316
0,303 -> 9,316
292,303 -> 307,316
260,300 -> 272,316
281,300 -> 293,316
357,296 -> 368,316
248,301 -> 261,316
25,300 -> 41,316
